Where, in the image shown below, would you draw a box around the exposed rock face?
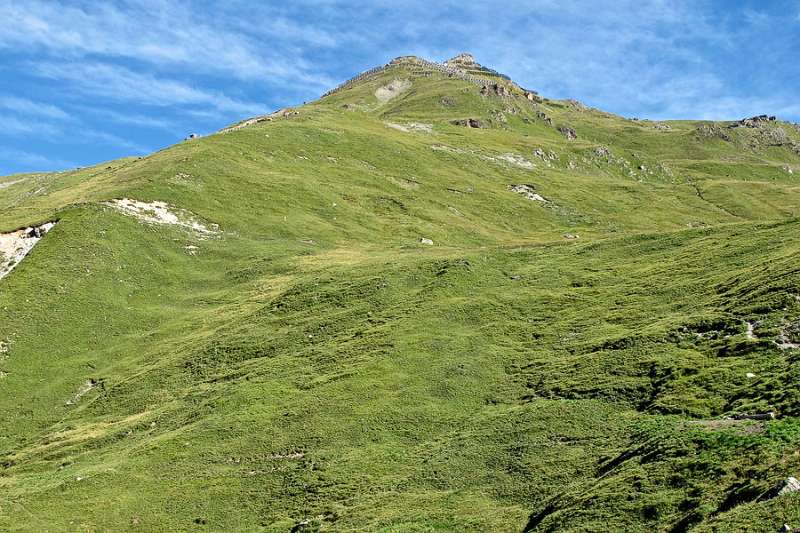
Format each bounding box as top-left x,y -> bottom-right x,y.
509,184 -> 547,202
219,107 -> 300,133
481,83 -> 510,97
524,90 -> 542,103
558,126 -> 578,140
566,99 -> 588,112
731,412 -> 776,421
491,110 -> 509,123
735,115 -> 777,128
653,122 -> 671,131
536,111 -> 553,126
532,148 -> 558,161
374,79 -> 412,104
695,123 -> 732,142
444,53 -> 478,68
0,221 -> 56,281
497,154 -> 534,169
389,55 -> 425,66
594,146 -> 611,158
385,122 -> 433,134
764,127 -> 790,145
782,477 -> 800,495
451,118 -> 485,129
105,199 -> 218,236
765,476 -> 800,499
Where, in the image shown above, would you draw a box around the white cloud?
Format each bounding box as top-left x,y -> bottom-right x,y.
0,147 -> 74,172
0,112 -> 150,155
0,96 -> 69,120
79,107 -> 179,133
32,62 -> 266,115
0,0 -> 337,87
0,114 -> 63,136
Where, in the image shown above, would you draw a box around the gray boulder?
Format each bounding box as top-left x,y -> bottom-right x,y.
558,126 -> 578,140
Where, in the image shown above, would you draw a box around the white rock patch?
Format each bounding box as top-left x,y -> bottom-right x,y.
0,222 -> 56,281
431,144 -> 466,154
385,122 -> 433,134
66,379 -> 95,405
431,145 -> 535,170
496,154 -> 535,170
776,333 -> 800,351
105,199 -> 217,236
385,122 -> 409,133
0,177 -> 27,190
509,184 -> 548,202
375,79 -> 412,104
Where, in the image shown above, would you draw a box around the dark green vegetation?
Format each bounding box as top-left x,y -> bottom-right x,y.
2,56 -> 800,531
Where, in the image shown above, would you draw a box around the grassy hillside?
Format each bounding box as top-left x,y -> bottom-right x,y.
1,56 -> 800,531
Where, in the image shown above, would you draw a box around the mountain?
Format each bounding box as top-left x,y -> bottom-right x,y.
2,54 -> 800,532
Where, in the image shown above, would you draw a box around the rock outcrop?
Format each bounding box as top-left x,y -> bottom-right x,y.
536,111 -> 553,126
105,199 -> 218,236
523,90 -> 542,103
451,118 -> 485,129
374,79 -> 412,104
443,53 -> 478,69
558,126 -> 578,140
509,184 -> 548,202
0,221 -> 56,281
764,476 -> 800,500
734,115 -> 777,128
481,83 -> 510,97
695,123 -> 732,142
219,108 -> 299,133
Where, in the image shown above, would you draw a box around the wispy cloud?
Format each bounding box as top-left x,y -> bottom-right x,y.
0,114 -> 64,136
0,96 -> 69,120
0,0 -> 338,87
32,61 -> 266,115
78,107 -> 179,133
0,111 -> 150,155
0,147 -> 74,173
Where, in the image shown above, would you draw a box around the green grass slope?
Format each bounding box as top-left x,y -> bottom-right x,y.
1,55 -> 800,531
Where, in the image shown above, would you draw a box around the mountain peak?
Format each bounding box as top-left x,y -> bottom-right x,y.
443,52 -> 478,68
320,53 -> 517,102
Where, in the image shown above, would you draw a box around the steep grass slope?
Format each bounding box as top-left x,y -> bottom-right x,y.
1,55 -> 800,531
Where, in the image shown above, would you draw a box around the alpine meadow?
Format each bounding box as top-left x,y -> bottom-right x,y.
2,52 -> 800,532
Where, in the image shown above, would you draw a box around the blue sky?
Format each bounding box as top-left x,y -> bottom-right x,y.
1,0 -> 798,175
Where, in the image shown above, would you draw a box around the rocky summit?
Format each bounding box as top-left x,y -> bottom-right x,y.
2,54 -> 800,531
